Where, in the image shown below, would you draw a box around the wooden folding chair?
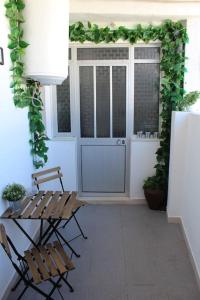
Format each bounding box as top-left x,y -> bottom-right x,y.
0,224 -> 75,300
32,166 -> 88,242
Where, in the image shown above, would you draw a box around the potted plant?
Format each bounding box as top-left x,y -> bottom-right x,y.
143,175 -> 167,210
2,183 -> 26,212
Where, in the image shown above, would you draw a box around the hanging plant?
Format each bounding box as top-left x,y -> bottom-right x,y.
5,0 -> 48,169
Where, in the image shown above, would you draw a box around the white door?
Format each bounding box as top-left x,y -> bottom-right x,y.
77,59 -> 129,195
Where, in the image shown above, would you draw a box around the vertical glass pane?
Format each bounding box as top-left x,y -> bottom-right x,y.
79,66 -> 94,137
134,63 -> 160,133
112,66 -> 126,138
96,66 -> 110,137
57,70 -> 71,132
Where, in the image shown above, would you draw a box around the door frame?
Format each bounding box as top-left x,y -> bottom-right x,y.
71,44 -> 133,197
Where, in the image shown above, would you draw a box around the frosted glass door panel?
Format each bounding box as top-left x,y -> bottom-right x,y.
134,63 -> 160,133
96,66 -> 110,137
79,66 -> 94,137
112,66 -> 126,137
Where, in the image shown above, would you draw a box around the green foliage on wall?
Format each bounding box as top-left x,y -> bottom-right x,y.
69,21 -> 188,191
5,0 -> 48,169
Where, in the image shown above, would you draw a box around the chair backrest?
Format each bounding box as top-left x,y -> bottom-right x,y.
32,166 -> 64,191
0,224 -> 12,259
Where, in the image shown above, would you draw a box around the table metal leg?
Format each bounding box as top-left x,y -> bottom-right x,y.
47,220 -> 80,258
41,219 -> 61,245
13,219 -> 38,249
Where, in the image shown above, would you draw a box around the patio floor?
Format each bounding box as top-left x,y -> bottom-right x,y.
7,204 -> 200,300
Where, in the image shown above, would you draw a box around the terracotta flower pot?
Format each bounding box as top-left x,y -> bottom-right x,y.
144,188 -> 166,210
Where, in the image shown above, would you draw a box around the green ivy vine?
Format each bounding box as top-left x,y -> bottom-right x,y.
69,21 -> 188,192
5,0 -> 48,169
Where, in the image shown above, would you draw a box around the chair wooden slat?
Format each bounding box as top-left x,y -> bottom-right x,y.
34,174 -> 63,186
41,192 -> 61,219
38,246 -> 58,277
53,241 -> 75,270
46,244 -> 67,274
31,248 -> 50,280
22,192 -> 44,219
24,250 -> 42,284
0,224 -> 11,257
32,167 -> 61,178
31,192 -> 53,219
52,192 -> 70,219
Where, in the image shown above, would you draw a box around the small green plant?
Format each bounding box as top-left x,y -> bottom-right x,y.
143,176 -> 164,190
2,184 -> 26,202
177,91 -> 200,111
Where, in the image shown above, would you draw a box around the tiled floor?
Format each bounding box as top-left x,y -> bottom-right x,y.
7,205 -> 200,300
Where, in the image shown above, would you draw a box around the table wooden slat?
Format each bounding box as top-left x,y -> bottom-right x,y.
12,196 -> 33,219
22,191 -> 45,218
1,208 -> 13,219
52,192 -> 70,219
62,192 -> 77,219
31,191 -> 53,219
41,192 -> 61,219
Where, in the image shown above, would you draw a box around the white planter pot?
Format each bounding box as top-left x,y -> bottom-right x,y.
9,200 -> 21,212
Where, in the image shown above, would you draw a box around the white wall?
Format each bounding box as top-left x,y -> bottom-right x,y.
70,0 -> 200,24
0,3 -> 39,299
130,139 -> 159,200
167,112 -> 200,282
168,18 -> 200,280
38,139 -> 78,191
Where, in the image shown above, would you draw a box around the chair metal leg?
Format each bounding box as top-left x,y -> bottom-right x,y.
16,285 -> 28,300
28,281 -> 55,300
48,277 -> 62,298
60,274 -> 74,293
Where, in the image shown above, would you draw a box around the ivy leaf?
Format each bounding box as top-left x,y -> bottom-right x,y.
19,40 -> 29,48
8,41 -> 18,49
16,0 -> 25,10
